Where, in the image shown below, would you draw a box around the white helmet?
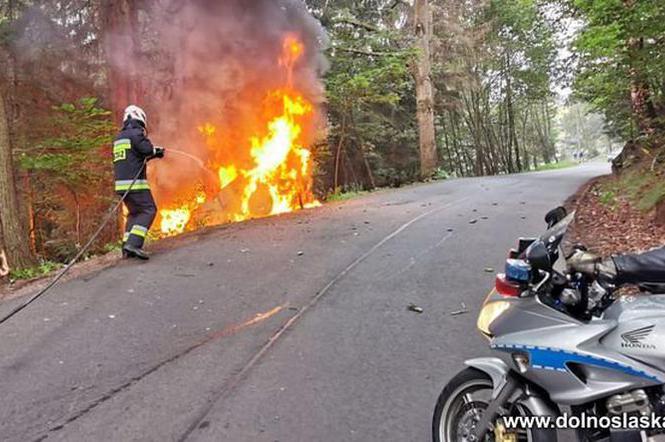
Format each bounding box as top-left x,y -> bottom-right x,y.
123,105 -> 147,127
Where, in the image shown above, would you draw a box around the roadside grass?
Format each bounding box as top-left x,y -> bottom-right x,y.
599,168 -> 665,212
532,160 -> 576,172
10,260 -> 63,282
7,240 -> 124,283
326,189 -> 370,202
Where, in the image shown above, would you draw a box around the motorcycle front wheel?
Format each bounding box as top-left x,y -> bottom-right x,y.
432,367 -> 557,442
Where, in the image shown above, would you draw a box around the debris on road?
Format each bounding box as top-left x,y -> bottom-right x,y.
469,219 -> 478,224
240,249 -> 249,253
447,228 -> 454,232
407,304 -> 424,314
450,302 -> 469,316
481,216 -> 489,220
297,251 -> 304,256
484,267 -> 494,273
108,314 -> 116,319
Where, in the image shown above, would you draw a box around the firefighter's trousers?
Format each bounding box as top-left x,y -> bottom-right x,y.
121,191 -> 157,249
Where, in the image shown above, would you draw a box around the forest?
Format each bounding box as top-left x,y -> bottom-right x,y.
1,0 -> 664,278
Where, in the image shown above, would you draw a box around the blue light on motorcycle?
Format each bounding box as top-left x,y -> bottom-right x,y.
505,259 -> 531,282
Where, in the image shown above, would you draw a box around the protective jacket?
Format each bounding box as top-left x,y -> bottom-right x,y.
113,119 -> 156,193
613,246 -> 665,284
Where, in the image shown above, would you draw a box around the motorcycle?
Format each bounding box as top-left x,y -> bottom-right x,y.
432,207 -> 665,442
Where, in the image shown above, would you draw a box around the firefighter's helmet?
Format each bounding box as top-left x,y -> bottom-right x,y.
123,105 -> 147,127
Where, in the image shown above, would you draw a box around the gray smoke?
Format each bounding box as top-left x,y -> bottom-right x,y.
108,0 -> 328,205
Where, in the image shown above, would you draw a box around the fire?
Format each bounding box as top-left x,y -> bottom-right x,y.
155,34 -> 319,236
160,207 -> 191,236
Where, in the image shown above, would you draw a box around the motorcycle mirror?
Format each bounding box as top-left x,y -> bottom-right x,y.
545,206 -> 568,228
525,240 -> 551,270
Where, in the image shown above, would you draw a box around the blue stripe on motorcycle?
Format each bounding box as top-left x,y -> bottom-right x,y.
492,343 -> 662,383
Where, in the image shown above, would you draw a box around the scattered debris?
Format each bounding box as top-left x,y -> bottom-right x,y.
484,267 -> 495,273
108,314 -> 116,319
492,202 -> 499,206
469,219 -> 478,224
297,251 -> 304,256
407,303 -> 424,314
481,216 -> 489,220
240,249 -> 249,253
447,228 -> 454,232
288,306 -> 299,311
208,262 -> 215,267
450,302 -> 469,316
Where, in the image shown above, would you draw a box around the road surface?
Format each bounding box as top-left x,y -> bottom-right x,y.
0,163 -> 608,442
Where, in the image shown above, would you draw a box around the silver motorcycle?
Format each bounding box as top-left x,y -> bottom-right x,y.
433,207 -> 665,442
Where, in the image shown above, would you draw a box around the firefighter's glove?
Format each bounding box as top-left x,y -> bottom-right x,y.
153,146 -> 165,159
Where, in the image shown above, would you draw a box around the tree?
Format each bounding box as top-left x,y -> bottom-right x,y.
102,0 -> 142,121
0,78 -> 35,269
414,0 -> 438,177
567,0 -> 665,137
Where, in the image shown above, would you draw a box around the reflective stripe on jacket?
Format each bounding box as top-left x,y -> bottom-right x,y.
113,119 -> 155,193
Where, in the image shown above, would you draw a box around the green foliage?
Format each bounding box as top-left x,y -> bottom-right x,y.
600,168 -> 665,212
598,190 -> 616,207
533,160 -> 575,172
20,97 -> 114,185
101,241 -> 123,254
326,189 -> 370,202
9,260 -> 62,281
638,182 -> 665,211
433,167 -> 450,180
568,0 -> 665,137
19,97 -> 116,261
321,1 -> 419,191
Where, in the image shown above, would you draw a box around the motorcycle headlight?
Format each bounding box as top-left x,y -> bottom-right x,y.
477,301 -> 511,337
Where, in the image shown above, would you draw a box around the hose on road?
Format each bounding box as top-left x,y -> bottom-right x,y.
0,160 -> 148,326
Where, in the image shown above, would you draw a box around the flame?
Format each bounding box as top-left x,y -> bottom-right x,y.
160,207 -> 191,236
155,34 -> 319,236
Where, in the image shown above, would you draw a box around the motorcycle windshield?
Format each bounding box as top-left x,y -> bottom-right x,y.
540,211 -> 575,250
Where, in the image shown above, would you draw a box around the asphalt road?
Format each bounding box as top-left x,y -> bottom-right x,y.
0,163 -> 609,442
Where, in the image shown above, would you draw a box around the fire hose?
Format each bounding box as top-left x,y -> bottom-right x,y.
0,159 -> 149,326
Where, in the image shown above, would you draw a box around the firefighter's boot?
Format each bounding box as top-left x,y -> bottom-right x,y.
123,244 -> 150,260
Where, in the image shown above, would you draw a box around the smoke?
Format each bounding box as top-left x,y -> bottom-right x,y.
108,0 -> 328,217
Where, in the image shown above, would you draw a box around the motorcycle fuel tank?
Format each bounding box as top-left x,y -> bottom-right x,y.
602,294 -> 665,371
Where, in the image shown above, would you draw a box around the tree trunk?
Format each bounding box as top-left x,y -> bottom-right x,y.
102,0 -> 141,121
0,88 -> 35,270
414,0 -> 437,178
627,37 -> 657,133
333,117 -> 347,191
623,0 -> 657,133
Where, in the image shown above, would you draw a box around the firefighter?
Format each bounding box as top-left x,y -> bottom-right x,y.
113,105 -> 165,260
